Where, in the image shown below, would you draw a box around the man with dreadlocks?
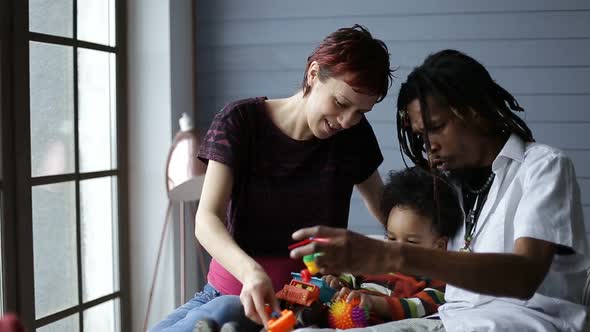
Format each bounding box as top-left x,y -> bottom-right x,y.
290,49 -> 589,331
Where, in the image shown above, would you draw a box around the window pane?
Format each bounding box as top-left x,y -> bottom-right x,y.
78,49 -> 117,172
36,313 -> 79,332
32,182 -> 78,318
0,192 -> 3,315
77,0 -> 116,46
81,177 -> 119,301
0,41 -> 3,314
83,299 -> 120,332
29,0 -> 73,38
0,42 -> 3,181
30,42 -> 75,177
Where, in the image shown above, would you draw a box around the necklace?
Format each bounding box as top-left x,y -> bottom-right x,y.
460,172 -> 495,252
465,171 -> 495,194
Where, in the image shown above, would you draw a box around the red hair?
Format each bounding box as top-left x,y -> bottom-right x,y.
302,25 -> 393,102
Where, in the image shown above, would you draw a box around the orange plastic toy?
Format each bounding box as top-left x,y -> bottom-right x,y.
268,309 -> 297,332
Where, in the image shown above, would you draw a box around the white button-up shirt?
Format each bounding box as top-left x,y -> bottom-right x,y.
439,134 -> 590,331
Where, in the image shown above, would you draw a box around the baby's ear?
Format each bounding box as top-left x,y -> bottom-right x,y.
435,236 -> 448,250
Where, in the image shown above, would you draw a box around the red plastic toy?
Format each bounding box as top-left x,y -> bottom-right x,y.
288,237 -> 330,250
276,279 -> 321,307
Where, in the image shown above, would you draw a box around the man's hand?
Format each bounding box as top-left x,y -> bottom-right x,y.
290,226 -> 400,275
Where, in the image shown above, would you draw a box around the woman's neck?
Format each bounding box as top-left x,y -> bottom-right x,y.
266,91 -> 313,140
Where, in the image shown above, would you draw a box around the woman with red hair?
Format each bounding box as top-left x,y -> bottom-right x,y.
150,25 -> 393,332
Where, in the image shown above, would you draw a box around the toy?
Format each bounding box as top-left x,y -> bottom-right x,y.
287,237 -> 330,250
267,309 -> 297,332
287,237 -> 329,282
302,253 -> 321,276
328,298 -> 370,329
272,237 -> 333,328
276,279 -> 321,307
290,272 -> 336,304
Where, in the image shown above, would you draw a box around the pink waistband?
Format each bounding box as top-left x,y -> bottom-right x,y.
207,257 -> 305,295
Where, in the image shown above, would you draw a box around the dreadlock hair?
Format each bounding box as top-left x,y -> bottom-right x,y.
380,167 -> 462,239
396,49 -> 534,168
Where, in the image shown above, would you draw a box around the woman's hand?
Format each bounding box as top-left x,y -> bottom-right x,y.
321,274 -> 343,289
239,267 -> 280,327
290,226 -> 399,275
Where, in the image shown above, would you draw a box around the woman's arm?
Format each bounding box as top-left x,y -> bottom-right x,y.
355,170 -> 385,225
290,226 -> 555,300
195,160 -> 254,282
195,160 -> 279,325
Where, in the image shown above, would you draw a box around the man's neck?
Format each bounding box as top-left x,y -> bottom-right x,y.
476,133 -> 509,167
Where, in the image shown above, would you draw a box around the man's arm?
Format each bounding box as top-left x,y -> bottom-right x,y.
290,227 -> 556,300
393,236 -> 555,299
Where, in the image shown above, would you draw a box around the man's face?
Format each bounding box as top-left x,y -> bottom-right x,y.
406,98 -> 488,171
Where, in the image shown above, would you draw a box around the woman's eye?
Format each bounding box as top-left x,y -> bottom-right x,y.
335,100 -> 344,107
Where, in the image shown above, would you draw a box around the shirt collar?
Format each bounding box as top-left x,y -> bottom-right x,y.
491,133 -> 525,172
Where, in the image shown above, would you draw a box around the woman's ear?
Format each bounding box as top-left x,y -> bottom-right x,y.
307,61 -> 320,87
435,236 -> 448,250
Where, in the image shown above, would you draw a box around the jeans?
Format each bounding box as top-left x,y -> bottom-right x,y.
148,283 -> 260,332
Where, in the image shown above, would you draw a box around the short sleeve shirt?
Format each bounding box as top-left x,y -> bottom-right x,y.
198,97 -> 383,256
439,134 -> 590,331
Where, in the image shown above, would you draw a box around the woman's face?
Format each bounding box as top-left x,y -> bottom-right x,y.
405,97 -> 491,170
305,63 -> 378,139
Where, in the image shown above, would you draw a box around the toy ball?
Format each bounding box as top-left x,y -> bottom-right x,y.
328,299 -> 369,329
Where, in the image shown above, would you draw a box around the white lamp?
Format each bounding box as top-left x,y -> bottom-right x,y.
166,112 -> 207,303
166,112 -> 207,201
144,113 -> 207,331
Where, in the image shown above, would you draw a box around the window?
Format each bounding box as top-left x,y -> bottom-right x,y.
1,0 -> 127,330
0,36 -> 4,316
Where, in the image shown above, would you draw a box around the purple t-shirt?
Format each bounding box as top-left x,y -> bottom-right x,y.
198,97 -> 383,257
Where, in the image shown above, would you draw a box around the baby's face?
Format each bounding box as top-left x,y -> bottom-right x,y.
385,207 -> 447,249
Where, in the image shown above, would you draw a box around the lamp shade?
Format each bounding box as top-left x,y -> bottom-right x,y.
166,113 -> 207,202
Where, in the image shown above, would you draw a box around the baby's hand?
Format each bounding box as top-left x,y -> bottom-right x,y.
321,274 -> 342,290
334,288 -> 374,311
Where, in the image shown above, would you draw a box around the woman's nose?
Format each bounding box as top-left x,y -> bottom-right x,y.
338,110 -> 359,129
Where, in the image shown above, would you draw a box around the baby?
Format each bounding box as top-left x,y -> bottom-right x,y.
323,167 -> 462,324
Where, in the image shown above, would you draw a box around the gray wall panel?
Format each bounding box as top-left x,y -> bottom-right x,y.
197,39 -> 590,73
196,67 -> 590,98
197,12 -> 590,46
197,1 -> 590,21
195,1 -> 590,236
